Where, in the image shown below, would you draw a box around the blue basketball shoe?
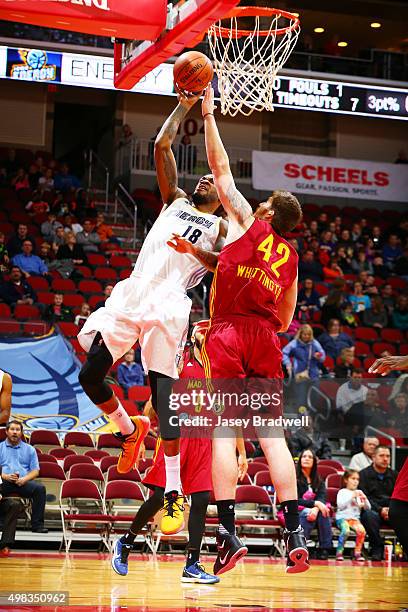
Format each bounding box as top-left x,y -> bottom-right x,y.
111,538 -> 131,576
181,561 -> 220,584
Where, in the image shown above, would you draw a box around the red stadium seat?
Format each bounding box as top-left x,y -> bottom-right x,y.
69,463 -> 104,483
27,276 -> 49,291
37,291 -> 55,305
128,386 -> 151,402
99,455 -> 119,472
122,399 -> 139,416
355,327 -> 378,342
0,304 -> 11,317
119,268 -> 132,280
354,341 -> 370,357
63,294 -> 85,307
75,265 -> 92,278
253,470 -> 273,487
381,329 -> 404,344
401,343 -> 408,355
85,449 -> 110,462
39,462 -> 66,480
94,267 -> 117,281
14,304 -> 41,320
70,338 -> 83,354
315,283 -> 329,296
324,355 -> 334,370
78,280 -> 103,295
87,253 -> 107,267
52,278 -> 76,292
326,487 -> 339,507
326,473 -> 344,489
0,321 -> 21,334
58,322 -> 79,337
388,277 -> 407,290
247,462 -> 269,478
110,255 -> 132,269
372,342 -> 395,357
63,454 -> 94,473
49,448 -> 76,460
30,429 -> 60,448
64,431 -> 94,449
88,295 -> 104,309
317,465 -> 337,479
318,459 -> 344,471
106,465 -> 141,482
97,433 -> 122,450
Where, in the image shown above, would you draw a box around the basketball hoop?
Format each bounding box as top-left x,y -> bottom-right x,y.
207,7 -> 300,116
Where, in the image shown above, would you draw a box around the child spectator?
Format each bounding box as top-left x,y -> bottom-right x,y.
43,293 -> 74,323
74,302 -> 91,331
349,281 -> 371,313
334,347 -> 355,378
335,469 -> 370,561
342,302 -> 358,328
41,212 -> 63,243
117,349 -> 144,390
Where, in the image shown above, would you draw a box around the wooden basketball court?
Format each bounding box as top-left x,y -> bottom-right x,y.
1,553 -> 407,611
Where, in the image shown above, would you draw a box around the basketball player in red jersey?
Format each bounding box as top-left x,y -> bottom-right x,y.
369,354 -> 408,554
194,85 -> 309,575
111,320 -> 248,582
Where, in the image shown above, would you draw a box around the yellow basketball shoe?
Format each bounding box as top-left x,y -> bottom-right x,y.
160,491 -> 185,535
116,416 -> 150,474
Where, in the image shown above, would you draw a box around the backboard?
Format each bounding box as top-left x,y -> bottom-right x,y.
113,0 -> 240,90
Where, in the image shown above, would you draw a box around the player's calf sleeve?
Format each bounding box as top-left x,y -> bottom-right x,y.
216,499 -> 236,535
280,499 -> 300,531
124,487 -> 164,540
148,370 -> 180,439
79,334 -> 113,405
187,491 -> 211,565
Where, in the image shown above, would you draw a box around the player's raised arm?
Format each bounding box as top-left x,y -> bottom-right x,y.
202,87 -> 252,228
277,274 -> 298,332
155,91 -> 201,207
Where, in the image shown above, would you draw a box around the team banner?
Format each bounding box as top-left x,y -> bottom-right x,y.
0,333 -> 107,432
252,151 -> 408,202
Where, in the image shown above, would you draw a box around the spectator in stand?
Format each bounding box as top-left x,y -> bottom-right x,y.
52,226 -> 67,254
338,229 -> 354,252
382,234 -> 402,271
118,123 -> 133,149
387,392 -> 408,433
349,437 -> 379,471
296,449 -> 333,560
0,232 -> 10,274
336,246 -> 353,275
41,212 -> 62,244
52,193 -> 70,217
359,445 -> 397,560
38,242 -> 54,268
27,163 -> 42,190
0,420 -> 48,533
0,266 -> 37,308
117,349 -> 145,390
7,224 -> 36,258
335,469 -> 370,562
298,250 -> 323,282
57,231 -> 87,266
394,247 -> 408,280
12,241 -> 48,278
321,291 -> 344,328
282,324 -> 325,408
381,284 -> 395,314
372,255 -> 388,279
354,388 -> 387,429
95,212 -> 119,248
352,250 -> 373,275
349,281 -> 371,313
38,168 -> 54,193
334,347 -> 355,379
94,284 -> 113,310
289,413 -> 332,459
74,302 -> 91,331
351,223 -> 363,245
62,213 -> 82,236
297,279 -> 320,318
305,219 -> 319,240
317,212 -> 328,232
342,302 -> 359,328
392,295 -> 408,331
54,163 -> 80,194
11,168 -> 29,193
371,225 -> 383,249
323,256 -> 343,282
43,292 -> 74,324
336,369 -> 368,419
318,319 -> 354,361
76,219 -> 101,254
0,493 -> 22,557
363,296 -> 388,329
25,191 -> 50,218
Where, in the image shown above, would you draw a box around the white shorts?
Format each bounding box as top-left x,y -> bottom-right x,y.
77,274 -> 191,379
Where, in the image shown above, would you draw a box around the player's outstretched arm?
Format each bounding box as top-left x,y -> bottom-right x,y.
0,372 -> 12,425
167,219 -> 227,272
277,274 -> 298,332
202,87 -> 252,228
369,354 -> 408,376
155,91 -> 201,207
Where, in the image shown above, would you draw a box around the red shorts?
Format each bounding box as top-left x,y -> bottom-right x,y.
142,437 -> 212,495
201,316 -> 283,422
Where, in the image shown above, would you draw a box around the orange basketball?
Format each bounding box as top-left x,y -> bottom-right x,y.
173,51 -> 214,93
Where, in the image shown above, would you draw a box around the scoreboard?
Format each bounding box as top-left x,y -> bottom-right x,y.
274,75 -> 408,120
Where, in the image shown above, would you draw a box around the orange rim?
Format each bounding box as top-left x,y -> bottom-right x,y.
208,6 -> 300,38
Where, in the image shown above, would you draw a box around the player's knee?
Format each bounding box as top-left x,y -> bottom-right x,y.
79,361 -> 112,405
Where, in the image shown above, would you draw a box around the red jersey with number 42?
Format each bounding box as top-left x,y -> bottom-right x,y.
210,219 -> 298,328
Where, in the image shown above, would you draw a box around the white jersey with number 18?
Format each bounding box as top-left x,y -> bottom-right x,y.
132,198 -> 220,291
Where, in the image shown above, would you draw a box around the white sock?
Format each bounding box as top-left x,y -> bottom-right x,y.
109,402 -> 134,436
164,453 -> 181,494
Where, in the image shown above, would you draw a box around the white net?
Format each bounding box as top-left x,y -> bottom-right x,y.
207,9 -> 300,116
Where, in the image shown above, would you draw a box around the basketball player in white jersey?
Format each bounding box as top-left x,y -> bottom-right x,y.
0,370 -> 12,427
78,91 -> 226,534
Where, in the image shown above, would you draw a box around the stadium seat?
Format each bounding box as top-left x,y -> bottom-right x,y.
97,433 -> 122,452
318,459 -> 344,471
0,321 -> 21,334
355,327 -> 378,342
78,280 -> 103,295
253,470 -> 273,487
244,440 -> 256,457
315,283 -> 329,296
119,268 -> 132,280
39,462 -> 66,480
138,458 -> 153,473
325,487 -> 339,507
103,480 -> 147,518
38,454 -> 58,465
110,255 -> 132,269
63,454 -> 94,473
27,276 -> 49,291
58,322 -> 79,338
128,386 -> 151,402
324,355 -> 334,370
372,342 -> 395,357
76,265 -> 92,278
99,455 -> 119,473
388,277 -> 407,290
87,253 -> 107,267
326,473 -> 344,489
317,465 -> 337,479
64,431 -> 94,450
69,463 -> 104,485
88,294 -> 104,309
247,462 -> 269,479
14,304 -> 41,320
0,304 -> 11,317
354,341 -> 370,357
50,448 -> 77,460
63,294 -> 85,308
144,435 -> 157,451
94,267 -> 117,281
106,465 -> 141,482
381,329 -> 404,344
84,449 -> 110,463
52,278 -> 76,292
30,430 -> 61,453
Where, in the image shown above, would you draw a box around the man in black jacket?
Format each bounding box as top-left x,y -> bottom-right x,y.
359,445 -> 397,560
0,266 -> 37,308
0,492 -> 23,556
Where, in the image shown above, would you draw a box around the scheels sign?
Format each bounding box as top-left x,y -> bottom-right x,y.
252,151 -> 408,202
52,0 -> 109,10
